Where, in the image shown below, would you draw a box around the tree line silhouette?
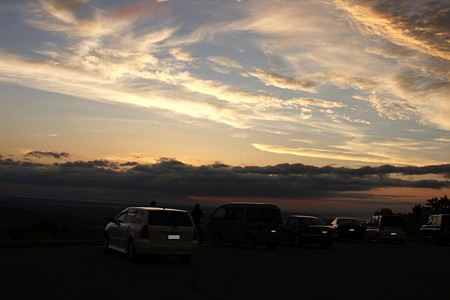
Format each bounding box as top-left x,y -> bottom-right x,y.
404,195 -> 449,239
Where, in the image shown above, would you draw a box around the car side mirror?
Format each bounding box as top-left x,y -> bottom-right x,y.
109,217 -> 115,223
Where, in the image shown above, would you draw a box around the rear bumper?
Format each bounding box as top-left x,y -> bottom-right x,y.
378,231 -> 405,241
136,240 -> 198,255
301,234 -> 336,244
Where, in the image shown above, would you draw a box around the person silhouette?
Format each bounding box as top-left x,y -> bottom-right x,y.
192,203 -> 203,228
192,203 -> 204,244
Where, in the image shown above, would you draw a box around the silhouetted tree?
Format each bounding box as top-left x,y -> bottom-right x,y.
404,195 -> 450,240
425,195 -> 450,214
404,204 -> 424,239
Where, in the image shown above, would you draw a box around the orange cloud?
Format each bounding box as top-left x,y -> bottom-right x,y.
113,0 -> 164,20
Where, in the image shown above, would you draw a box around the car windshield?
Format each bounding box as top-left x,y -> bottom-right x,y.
148,211 -> 192,226
247,208 -> 282,223
300,217 -> 325,226
380,216 -> 403,227
337,218 -> 358,225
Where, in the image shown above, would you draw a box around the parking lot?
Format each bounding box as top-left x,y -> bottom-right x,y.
1,241 -> 449,300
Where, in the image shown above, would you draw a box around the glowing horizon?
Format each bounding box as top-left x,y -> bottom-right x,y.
1,1 -> 449,213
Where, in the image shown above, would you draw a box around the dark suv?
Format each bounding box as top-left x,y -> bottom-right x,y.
206,203 -> 282,249
419,214 -> 450,245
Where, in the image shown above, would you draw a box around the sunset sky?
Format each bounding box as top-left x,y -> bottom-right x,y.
1,0 -> 449,218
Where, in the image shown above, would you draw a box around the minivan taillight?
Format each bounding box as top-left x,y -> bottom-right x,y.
139,225 -> 149,238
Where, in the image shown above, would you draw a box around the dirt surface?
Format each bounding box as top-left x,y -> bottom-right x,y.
1,241 -> 449,300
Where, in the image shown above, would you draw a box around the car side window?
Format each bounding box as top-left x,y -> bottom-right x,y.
132,210 -> 144,224
369,217 -> 378,226
433,216 -> 439,226
226,208 -> 244,221
290,218 -> 299,226
124,211 -> 136,224
115,212 -> 128,223
212,208 -> 226,220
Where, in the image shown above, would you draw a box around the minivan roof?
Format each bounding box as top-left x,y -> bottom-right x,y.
289,215 -> 320,219
219,202 -> 280,208
126,207 -> 187,213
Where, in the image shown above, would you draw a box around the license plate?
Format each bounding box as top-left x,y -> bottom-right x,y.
168,235 -> 180,240
349,228 -> 355,232
391,232 -> 397,236
322,231 -> 327,234
271,230 -> 277,233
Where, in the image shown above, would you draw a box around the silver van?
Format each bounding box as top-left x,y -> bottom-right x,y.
366,214 -> 405,243
206,203 -> 282,249
103,207 -> 198,263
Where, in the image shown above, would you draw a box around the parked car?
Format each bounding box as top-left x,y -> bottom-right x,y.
206,203 -> 282,249
103,207 -> 198,263
419,214 -> 450,245
282,215 -> 336,249
366,214 -> 405,243
330,217 -> 365,241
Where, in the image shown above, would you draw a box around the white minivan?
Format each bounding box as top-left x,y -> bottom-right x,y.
103,207 -> 198,263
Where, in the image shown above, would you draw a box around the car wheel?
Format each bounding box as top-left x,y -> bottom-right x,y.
102,233 -> 110,253
211,232 -> 222,246
321,242 -> 331,249
432,234 -> 441,245
179,254 -> 192,265
418,234 -> 424,243
375,234 -> 381,243
266,243 -> 277,250
127,241 -> 137,261
244,235 -> 256,249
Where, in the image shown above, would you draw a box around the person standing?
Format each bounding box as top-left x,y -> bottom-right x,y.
192,203 -> 203,228
192,203 -> 204,244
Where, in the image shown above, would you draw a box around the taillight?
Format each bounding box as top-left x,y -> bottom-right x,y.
193,228 -> 198,241
139,225 -> 149,238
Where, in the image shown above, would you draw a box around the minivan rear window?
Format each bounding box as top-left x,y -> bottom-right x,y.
148,211 -> 193,226
247,208 -> 282,223
380,216 -> 404,228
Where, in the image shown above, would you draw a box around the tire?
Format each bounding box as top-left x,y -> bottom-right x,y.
321,242 -> 331,249
233,241 -> 242,247
432,234 -> 442,245
179,254 -> 192,265
211,232 -> 222,246
266,243 -> 277,250
418,234 -> 424,243
127,241 -> 137,262
292,235 -> 301,247
244,235 -> 256,249
102,233 -> 110,253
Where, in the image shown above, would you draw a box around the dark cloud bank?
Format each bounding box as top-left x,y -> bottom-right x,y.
1,158 -> 449,199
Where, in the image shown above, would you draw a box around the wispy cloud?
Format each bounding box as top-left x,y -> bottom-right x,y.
0,0 -> 449,168
253,138 -> 448,166
32,133 -> 60,137
246,69 -> 318,93
334,0 -> 450,61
